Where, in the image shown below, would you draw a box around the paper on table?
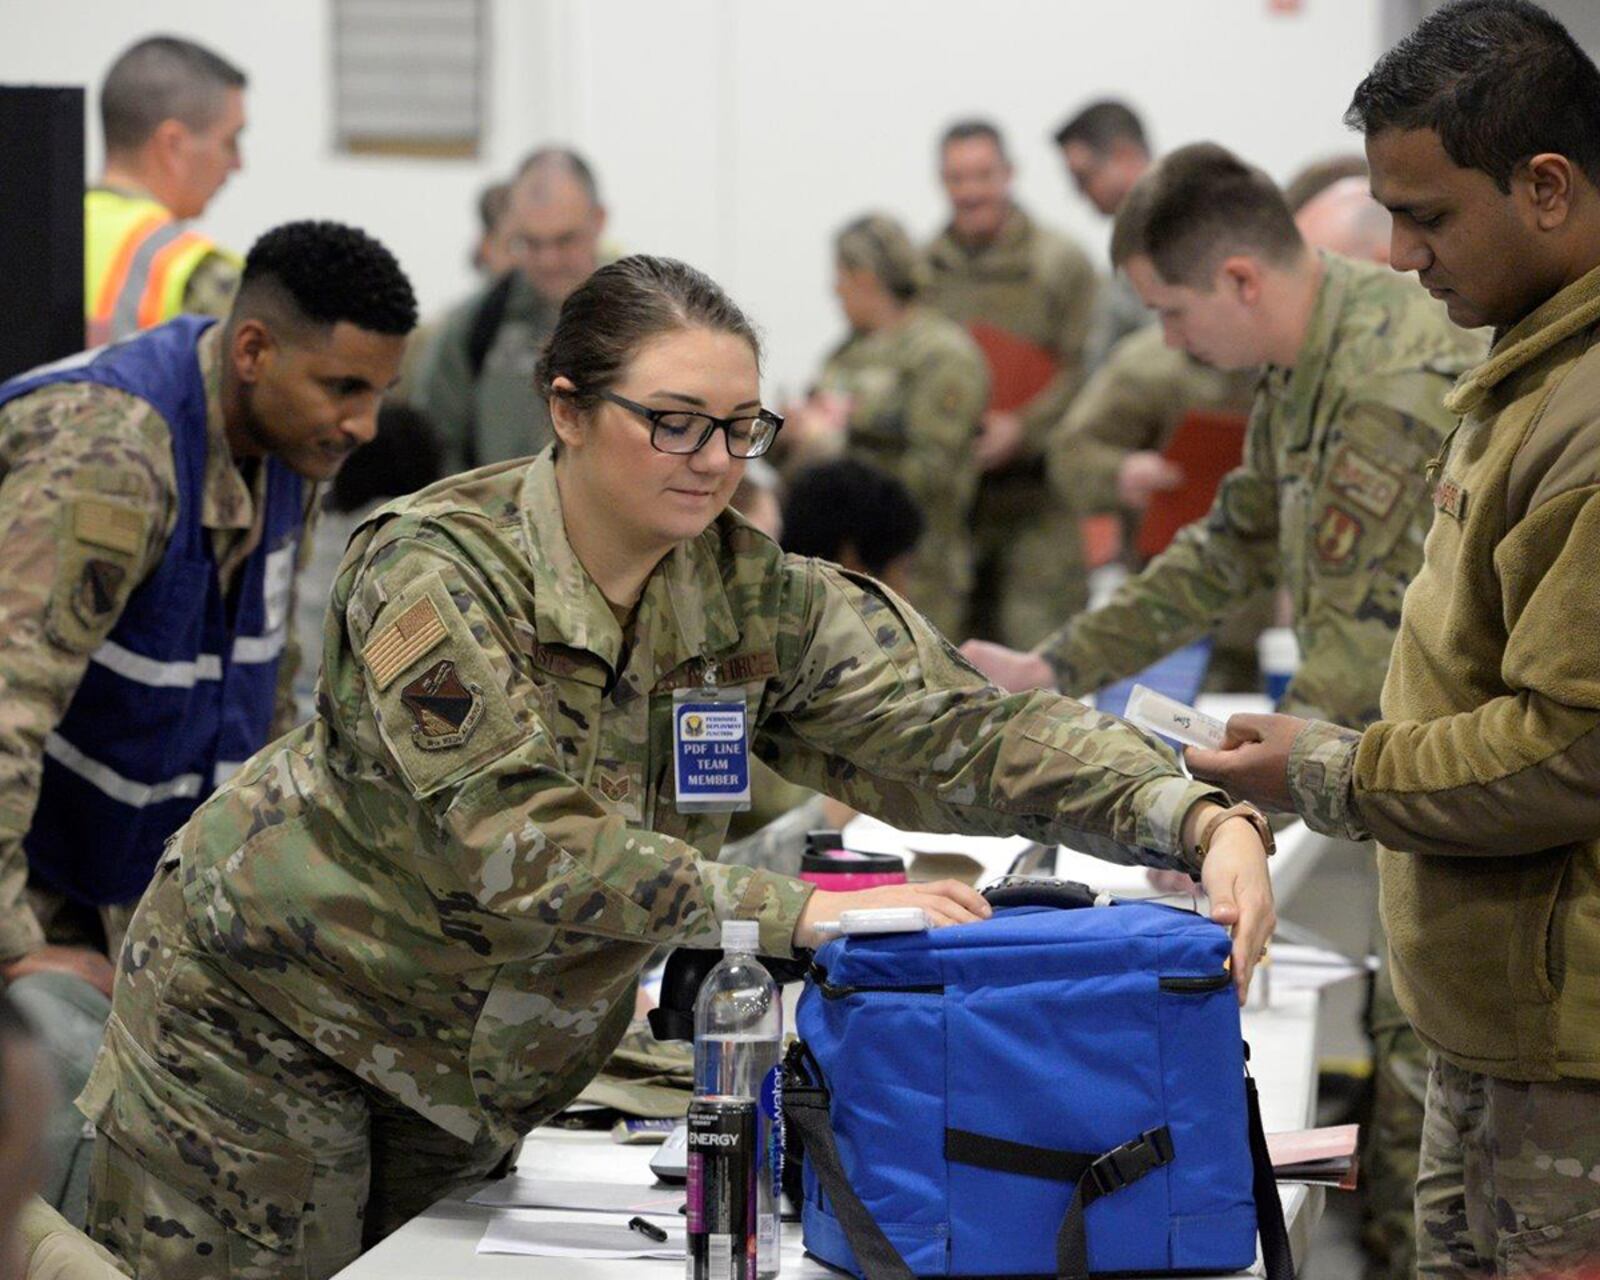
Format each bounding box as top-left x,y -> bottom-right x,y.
477,1211 -> 686,1259
467,1176 -> 683,1214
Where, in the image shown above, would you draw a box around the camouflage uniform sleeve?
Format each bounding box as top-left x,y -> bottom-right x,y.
1045,340 -> 1172,516
756,559 -> 1225,871
1034,397 -> 1280,694
0,388 -> 174,961
269,484 -> 323,739
1018,242 -> 1100,452
1286,718 -> 1368,840
412,303 -> 479,476
178,250 -> 241,320
341,539 -> 814,958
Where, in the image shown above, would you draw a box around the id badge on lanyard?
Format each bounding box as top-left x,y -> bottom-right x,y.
672,661 -> 751,813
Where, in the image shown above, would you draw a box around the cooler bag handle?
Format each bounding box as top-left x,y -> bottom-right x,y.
981,876 -> 1100,911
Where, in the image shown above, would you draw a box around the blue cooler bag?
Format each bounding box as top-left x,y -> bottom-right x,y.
782,880 -> 1292,1280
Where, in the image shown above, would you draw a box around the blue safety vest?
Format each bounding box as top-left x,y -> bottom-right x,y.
0,316 -> 304,906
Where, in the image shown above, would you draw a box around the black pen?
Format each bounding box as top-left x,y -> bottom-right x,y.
629,1215 -> 669,1243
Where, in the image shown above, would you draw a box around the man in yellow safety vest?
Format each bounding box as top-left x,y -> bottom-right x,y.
85,36 -> 247,347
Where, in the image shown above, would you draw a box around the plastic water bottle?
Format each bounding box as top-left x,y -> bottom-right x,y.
693,919 -> 782,1278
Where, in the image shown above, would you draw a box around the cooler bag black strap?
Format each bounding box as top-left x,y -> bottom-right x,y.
1246,1074 -> 1296,1280
782,1043 -> 916,1280
944,1125 -> 1175,1280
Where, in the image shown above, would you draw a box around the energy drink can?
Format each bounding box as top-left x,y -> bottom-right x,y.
686,1096 -> 757,1280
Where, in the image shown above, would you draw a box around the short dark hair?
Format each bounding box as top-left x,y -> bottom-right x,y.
235,221 -> 418,337
101,35 -> 246,153
537,255 -> 762,415
1114,142 -> 1305,287
330,402 -> 444,513
514,146 -> 603,206
1346,0 -> 1600,191
780,459 -> 924,576
1282,154 -> 1370,212
1108,173 -> 1157,271
1052,99 -> 1148,154
940,119 -> 1008,162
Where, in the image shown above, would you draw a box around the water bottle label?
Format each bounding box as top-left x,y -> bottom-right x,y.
759,1064 -> 780,1120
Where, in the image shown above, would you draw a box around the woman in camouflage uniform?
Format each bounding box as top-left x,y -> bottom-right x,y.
80,255 -> 1274,1279
789,214 -> 989,636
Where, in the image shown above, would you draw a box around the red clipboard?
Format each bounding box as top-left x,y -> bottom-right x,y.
1134,409 -> 1249,559
967,320 -> 1058,413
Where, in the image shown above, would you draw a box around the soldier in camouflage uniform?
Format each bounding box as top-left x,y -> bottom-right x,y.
963,145 -> 1484,1280
79,255 -> 1275,1279
0,224 -> 414,1236
1191,9 -> 1600,1275
922,121 -> 1099,648
792,214 -> 988,636
964,145 -> 1481,725
415,148 -> 607,473
0,223 -> 414,987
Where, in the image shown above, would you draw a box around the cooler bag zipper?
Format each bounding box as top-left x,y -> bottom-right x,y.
807,962 -> 943,1001
1158,973 -> 1231,993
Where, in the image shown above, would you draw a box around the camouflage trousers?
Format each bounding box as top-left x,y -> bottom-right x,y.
82,863 -> 512,1279
964,471 -> 1087,649
1415,1055 -> 1600,1279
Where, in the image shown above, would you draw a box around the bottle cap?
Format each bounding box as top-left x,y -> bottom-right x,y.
720,919 -> 759,954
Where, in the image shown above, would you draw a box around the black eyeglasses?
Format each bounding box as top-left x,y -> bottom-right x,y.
594,389 -> 784,458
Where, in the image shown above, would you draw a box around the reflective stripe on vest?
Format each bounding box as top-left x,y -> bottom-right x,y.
85,190 -> 218,345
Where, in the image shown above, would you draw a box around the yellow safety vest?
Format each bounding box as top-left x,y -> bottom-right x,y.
84,189 -> 224,347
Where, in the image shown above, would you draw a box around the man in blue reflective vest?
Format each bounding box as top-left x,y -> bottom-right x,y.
0,219 -> 414,1004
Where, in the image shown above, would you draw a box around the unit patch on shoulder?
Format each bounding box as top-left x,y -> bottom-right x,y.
1328,448 -> 1405,519
73,559 -> 126,625
363,596 -> 448,690
1314,504 -> 1364,572
400,659 -> 483,749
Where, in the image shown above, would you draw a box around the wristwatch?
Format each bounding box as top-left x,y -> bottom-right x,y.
1192,802 -> 1275,866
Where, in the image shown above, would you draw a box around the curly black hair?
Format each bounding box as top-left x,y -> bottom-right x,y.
781,458 -> 923,575
240,220 -> 417,335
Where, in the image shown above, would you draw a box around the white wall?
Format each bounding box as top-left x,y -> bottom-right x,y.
0,0 -> 1384,393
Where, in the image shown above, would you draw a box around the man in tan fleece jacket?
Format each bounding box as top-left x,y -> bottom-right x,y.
1191,2 -> 1600,1274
